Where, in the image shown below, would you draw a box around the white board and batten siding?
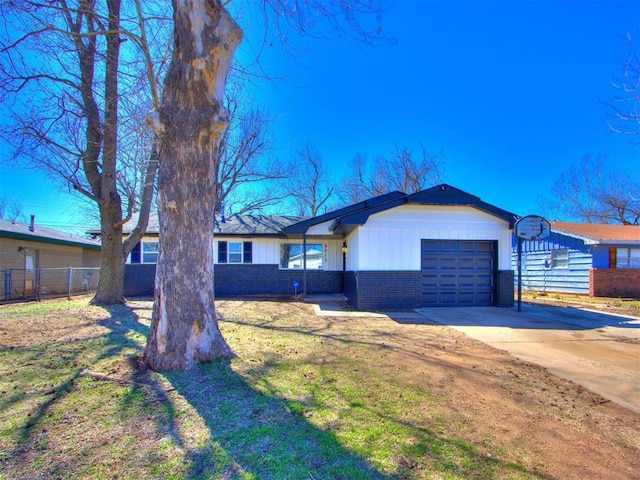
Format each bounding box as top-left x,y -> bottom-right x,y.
347,205 -> 512,271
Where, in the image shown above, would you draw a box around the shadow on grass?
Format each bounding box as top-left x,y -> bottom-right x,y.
97,304 -> 394,478
2,303 -> 154,469
2,300 -> 552,479
162,360 -> 393,479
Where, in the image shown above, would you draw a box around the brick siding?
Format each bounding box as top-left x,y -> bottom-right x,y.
345,271 -> 422,311
124,264 -> 156,297
496,270 -> 515,307
590,268 -> 640,298
123,263 -> 342,297
215,264 -> 342,296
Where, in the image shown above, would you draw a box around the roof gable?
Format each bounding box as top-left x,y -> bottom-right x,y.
407,184 -> 517,226
283,191 -> 406,234
325,184 -> 517,234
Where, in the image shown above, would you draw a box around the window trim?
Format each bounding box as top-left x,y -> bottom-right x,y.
550,248 -> 569,269
217,240 -> 252,264
279,242 -> 324,270
616,247 -> 640,269
127,240 -> 158,264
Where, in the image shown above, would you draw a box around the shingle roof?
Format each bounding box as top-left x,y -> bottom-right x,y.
215,214 -> 305,235
119,212 -> 304,236
0,219 -> 101,249
551,222 -> 640,243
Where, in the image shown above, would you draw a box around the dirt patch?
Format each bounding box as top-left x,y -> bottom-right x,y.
520,292 -> 640,318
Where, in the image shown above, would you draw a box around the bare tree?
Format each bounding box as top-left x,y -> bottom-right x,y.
0,0 -> 168,303
287,143 -> 335,216
144,0 -> 387,370
215,84 -> 292,215
341,144 -> 444,203
0,196 -> 25,222
605,35 -> 640,144
536,154 -> 640,225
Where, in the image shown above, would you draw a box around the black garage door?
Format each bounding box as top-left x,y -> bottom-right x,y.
421,240 -> 496,306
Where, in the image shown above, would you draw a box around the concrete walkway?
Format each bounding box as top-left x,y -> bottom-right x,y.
310,299 -> 640,414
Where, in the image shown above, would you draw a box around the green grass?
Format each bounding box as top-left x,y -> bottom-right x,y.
0,298 -> 599,479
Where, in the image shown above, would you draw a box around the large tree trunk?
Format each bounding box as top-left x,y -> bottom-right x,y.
144,1 -> 242,370
92,0 -> 126,305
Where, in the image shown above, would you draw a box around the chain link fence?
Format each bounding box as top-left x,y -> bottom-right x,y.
1,267 -> 100,302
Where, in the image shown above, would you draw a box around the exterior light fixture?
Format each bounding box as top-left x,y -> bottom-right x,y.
341,242 -> 348,254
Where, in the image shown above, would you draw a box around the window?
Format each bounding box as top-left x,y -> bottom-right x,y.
128,241 -> 158,264
616,248 -> 640,269
280,243 -> 323,269
218,241 -> 252,264
551,249 -> 568,269
228,242 -> 242,263
142,242 -> 159,263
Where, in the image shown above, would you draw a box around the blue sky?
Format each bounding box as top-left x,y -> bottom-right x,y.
1,0 -> 639,233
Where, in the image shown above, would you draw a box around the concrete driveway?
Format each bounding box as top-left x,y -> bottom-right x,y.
416,303 -> 640,414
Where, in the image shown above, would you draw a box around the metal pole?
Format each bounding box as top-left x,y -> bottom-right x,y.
4,270 -> 10,301
517,237 -> 522,312
302,234 -> 307,297
67,267 -> 73,300
342,248 -> 346,293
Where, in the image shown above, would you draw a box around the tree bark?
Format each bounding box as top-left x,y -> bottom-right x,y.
92,0 -> 126,305
144,1 -> 242,370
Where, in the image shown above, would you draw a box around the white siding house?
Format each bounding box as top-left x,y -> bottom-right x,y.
121,184 -> 517,310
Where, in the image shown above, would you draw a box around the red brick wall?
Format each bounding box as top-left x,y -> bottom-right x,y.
590,268 -> 640,298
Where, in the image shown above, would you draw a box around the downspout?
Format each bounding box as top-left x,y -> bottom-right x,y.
302,233 -> 307,297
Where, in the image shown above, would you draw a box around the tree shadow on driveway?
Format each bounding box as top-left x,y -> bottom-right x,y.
412,303 -> 640,331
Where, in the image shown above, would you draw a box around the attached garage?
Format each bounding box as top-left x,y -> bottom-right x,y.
286,184 -> 518,311
421,240 -> 496,306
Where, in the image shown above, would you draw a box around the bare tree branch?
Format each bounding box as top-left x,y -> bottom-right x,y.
536,154 -> 640,225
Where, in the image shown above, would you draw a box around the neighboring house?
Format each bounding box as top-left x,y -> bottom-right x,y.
122,184 -> 517,310
0,216 -> 101,299
513,221 -> 640,297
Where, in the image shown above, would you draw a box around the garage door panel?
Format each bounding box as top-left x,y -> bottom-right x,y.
421,240 -> 495,307
457,274 -> 474,286
440,275 -> 457,286
458,292 -> 477,303
477,292 -> 493,303
422,258 -> 438,269
459,242 -> 476,252
439,292 -> 458,303
423,293 -> 438,303
458,258 -> 476,270
476,258 -> 493,270
477,242 -> 494,252
439,241 -> 458,252
422,274 -> 438,282
440,258 -> 457,269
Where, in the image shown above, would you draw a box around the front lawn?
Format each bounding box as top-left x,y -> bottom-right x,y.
1,298 -> 638,479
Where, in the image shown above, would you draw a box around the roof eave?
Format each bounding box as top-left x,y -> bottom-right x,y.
0,231 -> 101,250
